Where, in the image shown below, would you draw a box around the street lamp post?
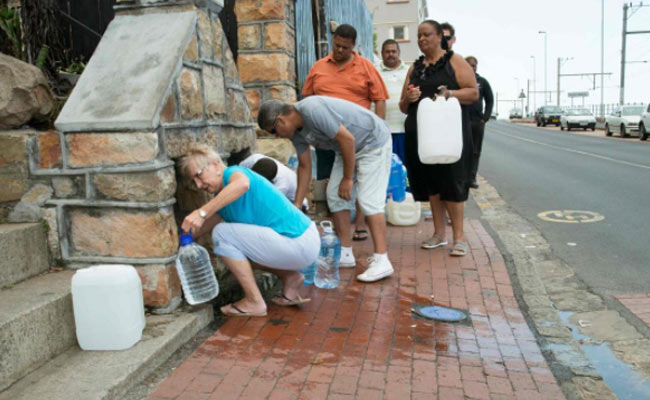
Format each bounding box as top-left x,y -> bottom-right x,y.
539,31 -> 547,105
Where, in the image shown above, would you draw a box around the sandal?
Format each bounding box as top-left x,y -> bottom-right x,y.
220,303 -> 267,317
352,229 -> 368,241
449,241 -> 468,257
271,294 -> 311,307
421,234 -> 448,249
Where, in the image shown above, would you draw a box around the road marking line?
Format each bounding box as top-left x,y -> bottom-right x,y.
538,210 -> 605,224
491,129 -> 650,170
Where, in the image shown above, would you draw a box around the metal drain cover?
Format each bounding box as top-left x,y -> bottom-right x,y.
412,305 -> 467,322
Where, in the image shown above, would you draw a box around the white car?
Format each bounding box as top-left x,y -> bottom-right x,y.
640,103 -> 650,141
509,108 -> 522,119
560,108 -> 596,131
605,105 -> 645,137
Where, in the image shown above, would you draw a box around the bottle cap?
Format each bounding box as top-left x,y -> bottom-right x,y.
180,232 -> 194,246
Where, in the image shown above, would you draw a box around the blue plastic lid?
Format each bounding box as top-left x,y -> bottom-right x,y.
180,233 -> 194,246
412,305 -> 467,322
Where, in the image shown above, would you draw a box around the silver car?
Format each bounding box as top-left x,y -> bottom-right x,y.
605,105 -> 645,137
640,103 -> 650,141
560,108 -> 596,131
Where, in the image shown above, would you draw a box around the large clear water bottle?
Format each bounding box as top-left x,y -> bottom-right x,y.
314,221 -> 341,289
301,261 -> 316,285
175,233 -> 219,305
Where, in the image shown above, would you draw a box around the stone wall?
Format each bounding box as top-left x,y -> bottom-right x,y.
3,2 -> 257,313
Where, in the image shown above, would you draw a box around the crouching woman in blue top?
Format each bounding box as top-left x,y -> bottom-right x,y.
179,145 -> 319,317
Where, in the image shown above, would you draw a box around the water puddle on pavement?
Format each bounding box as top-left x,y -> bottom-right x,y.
559,312 -> 650,399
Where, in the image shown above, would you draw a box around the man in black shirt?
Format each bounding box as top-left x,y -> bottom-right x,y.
465,56 -> 494,189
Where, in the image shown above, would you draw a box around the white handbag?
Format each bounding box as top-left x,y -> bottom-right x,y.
416,96 -> 463,164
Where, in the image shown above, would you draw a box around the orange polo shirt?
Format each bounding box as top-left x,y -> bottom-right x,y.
302,51 -> 389,109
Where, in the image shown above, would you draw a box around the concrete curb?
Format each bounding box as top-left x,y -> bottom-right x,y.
471,177 -> 620,400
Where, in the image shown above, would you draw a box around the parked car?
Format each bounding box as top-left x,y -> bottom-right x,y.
605,105 -> 645,137
535,105 -> 563,127
560,108 -> 596,131
640,103 -> 650,141
509,108 -> 522,119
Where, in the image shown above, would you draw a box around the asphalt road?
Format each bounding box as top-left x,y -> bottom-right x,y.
479,120 -> 650,296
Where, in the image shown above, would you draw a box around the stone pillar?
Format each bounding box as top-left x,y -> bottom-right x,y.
234,0 -> 297,163
235,0 -> 296,114
15,0 -> 258,313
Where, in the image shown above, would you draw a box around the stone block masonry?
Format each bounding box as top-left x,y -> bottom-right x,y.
235,0 -> 298,164
0,131 -> 30,203
1,2 -> 259,313
235,0 -> 297,118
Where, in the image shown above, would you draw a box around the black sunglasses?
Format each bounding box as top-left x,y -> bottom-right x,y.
444,35 -> 452,41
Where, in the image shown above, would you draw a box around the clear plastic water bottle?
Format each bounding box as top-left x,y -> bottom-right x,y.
288,154 -> 299,170
175,233 -> 219,305
314,221 -> 341,289
301,261 -> 316,285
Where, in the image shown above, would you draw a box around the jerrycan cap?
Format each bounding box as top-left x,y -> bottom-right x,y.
320,220 -> 334,233
180,232 -> 194,246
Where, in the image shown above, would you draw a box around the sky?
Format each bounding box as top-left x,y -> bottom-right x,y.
425,0 -> 650,115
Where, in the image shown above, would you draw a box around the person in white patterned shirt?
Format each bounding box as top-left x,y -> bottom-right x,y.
377,39 -> 409,164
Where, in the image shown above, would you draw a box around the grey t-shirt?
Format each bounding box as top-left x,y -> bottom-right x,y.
292,96 -> 390,155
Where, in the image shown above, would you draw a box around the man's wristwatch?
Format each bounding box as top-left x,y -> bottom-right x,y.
198,209 -> 207,219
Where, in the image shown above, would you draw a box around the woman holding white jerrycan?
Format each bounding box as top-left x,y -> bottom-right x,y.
179,145 -> 319,317
399,20 -> 478,257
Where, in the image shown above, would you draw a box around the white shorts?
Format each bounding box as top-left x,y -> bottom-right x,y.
327,140 -> 392,216
211,221 -> 320,271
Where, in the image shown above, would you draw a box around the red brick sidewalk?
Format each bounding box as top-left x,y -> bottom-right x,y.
148,219 -> 564,400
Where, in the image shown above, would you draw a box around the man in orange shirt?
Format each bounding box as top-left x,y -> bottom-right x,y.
303,24 -> 389,253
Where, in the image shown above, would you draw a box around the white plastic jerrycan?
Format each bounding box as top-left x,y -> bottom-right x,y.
386,192 -> 421,226
416,96 -> 463,164
71,264 -> 146,351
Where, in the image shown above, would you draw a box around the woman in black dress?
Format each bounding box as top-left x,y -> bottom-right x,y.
398,20 -> 478,256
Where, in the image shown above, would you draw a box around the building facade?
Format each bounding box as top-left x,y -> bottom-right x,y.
365,0 -> 428,64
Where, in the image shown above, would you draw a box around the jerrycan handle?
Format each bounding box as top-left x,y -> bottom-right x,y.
320,220 -> 334,233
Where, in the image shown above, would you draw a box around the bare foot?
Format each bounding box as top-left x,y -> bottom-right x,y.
220,298 -> 267,317
281,271 -> 304,300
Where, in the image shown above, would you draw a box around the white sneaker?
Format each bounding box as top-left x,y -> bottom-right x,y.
339,248 -> 356,268
357,256 -> 394,282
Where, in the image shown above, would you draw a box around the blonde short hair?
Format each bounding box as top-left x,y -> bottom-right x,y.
178,144 -> 223,177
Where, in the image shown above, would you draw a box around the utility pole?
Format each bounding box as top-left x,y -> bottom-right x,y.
531,55 -> 537,113
557,58 -> 561,106
526,79 -> 530,117
539,31 -> 547,105
556,57 -> 574,106
619,2 -> 650,105
600,0 -> 605,118
620,3 -> 628,105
